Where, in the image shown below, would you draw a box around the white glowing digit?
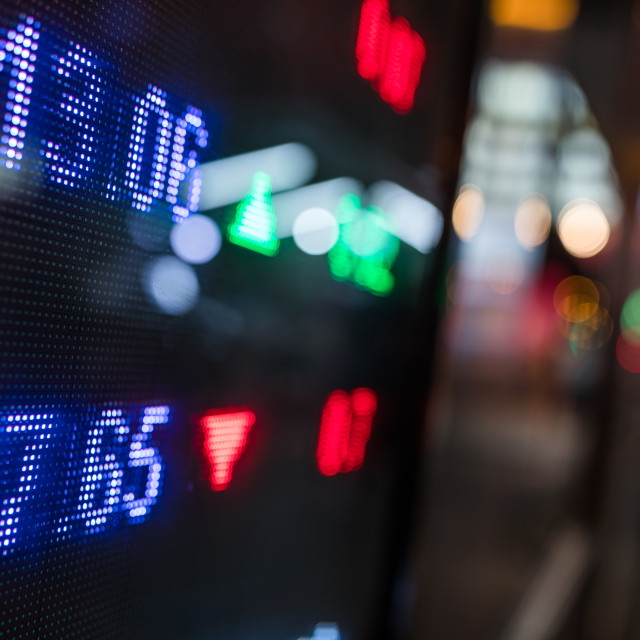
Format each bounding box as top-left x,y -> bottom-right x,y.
41,42 -> 103,187
0,412 -> 55,555
0,16 -> 39,171
167,106 -> 207,222
126,85 -> 174,213
122,406 -> 168,523
76,409 -> 126,535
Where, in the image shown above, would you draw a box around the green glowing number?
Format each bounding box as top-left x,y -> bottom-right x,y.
328,194 -> 398,296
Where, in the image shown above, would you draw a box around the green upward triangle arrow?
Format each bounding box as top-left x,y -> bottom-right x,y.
227,172 -> 280,257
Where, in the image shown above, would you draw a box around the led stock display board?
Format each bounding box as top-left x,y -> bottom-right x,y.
0,1 -> 442,638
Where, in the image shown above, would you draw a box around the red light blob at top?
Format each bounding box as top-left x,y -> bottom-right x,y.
355,0 -> 390,81
379,19 -> 426,114
355,0 -> 426,113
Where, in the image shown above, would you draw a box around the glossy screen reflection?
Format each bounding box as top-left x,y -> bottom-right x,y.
0,1 -> 440,639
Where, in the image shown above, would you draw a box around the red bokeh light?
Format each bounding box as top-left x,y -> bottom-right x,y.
355,0 -> 425,113
317,389 -> 378,476
378,19 -> 426,114
317,391 -> 352,476
617,330 -> 640,373
201,409 -> 255,491
344,388 -> 377,472
355,0 -> 390,81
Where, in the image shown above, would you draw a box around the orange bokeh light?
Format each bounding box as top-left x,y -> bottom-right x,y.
490,0 -> 579,31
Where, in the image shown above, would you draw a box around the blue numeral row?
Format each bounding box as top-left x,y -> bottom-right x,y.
0,14 -> 208,220
0,404 -> 170,555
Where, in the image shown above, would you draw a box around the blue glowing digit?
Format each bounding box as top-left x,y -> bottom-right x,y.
126,85 -> 174,213
0,411 -> 55,555
0,16 -> 39,171
41,42 -> 102,187
122,405 -> 168,523
125,86 -> 207,220
76,408 -> 126,535
167,106 -> 207,222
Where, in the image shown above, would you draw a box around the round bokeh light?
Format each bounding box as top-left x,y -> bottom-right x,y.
170,214 -> 222,264
556,199 -> 610,259
452,184 -> 484,242
143,256 -> 200,315
514,195 -> 552,250
292,207 -> 340,255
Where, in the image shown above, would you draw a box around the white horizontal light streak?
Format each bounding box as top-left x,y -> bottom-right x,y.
198,142 -> 317,211
367,180 -> 443,253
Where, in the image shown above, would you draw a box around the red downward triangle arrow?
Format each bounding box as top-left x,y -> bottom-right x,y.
201,410 -> 255,491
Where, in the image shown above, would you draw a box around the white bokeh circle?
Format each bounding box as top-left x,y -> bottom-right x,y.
170,214 -> 222,264
292,207 -> 339,255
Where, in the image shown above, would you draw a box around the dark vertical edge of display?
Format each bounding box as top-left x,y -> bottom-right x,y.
366,1 -> 488,639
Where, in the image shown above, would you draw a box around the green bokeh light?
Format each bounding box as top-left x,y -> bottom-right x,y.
227,172 -> 280,257
621,288 -> 640,336
328,195 -> 399,296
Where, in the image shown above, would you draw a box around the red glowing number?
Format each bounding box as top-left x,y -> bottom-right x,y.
356,0 -> 390,81
355,0 -> 425,113
317,389 -> 378,476
201,410 -> 255,491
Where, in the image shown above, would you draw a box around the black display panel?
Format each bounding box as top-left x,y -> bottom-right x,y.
0,2 -> 443,638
